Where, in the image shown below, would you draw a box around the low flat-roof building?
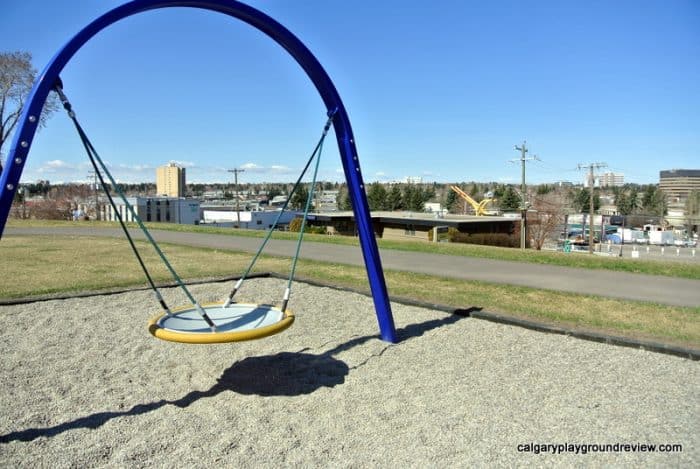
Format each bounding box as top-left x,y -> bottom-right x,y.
306,211 -> 515,242
201,208 -> 297,230
103,197 -> 200,225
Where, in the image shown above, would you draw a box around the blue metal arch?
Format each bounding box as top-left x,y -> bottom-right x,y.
0,0 -> 397,342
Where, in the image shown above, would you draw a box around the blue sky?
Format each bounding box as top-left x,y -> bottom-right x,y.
2,0 -> 698,185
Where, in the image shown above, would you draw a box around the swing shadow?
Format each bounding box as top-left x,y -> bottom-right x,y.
0,308 -> 475,443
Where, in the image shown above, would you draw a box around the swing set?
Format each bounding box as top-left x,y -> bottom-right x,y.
0,0 -> 398,344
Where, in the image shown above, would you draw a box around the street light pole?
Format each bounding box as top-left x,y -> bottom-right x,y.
228,168 -> 245,228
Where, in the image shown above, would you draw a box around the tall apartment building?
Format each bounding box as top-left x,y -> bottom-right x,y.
156,162 -> 186,197
600,172 -> 624,187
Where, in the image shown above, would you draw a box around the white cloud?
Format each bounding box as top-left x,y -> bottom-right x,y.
46,160 -> 69,168
115,163 -> 154,172
270,165 -> 293,173
240,162 -> 263,172
235,162 -> 294,175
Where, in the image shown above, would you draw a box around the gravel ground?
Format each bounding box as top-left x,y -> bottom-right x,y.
0,277 -> 698,467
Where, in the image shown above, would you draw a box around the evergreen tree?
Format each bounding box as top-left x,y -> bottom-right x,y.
499,186 -> 521,211
267,187 -> 282,201
290,186 -> 312,210
336,186 -> 352,211
641,185 -> 666,216
571,188 -> 601,213
366,182 -> 388,211
387,185 -> 403,210
402,184 -> 415,210
628,187 -> 640,213
410,187 -> 425,211
445,189 -> 458,212
536,184 -> 553,195
492,184 -> 505,199
685,190 -> 700,230
615,191 -> 633,215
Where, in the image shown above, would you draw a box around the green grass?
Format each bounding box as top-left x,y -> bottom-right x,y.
7,219 -> 700,279
1,234 -> 698,349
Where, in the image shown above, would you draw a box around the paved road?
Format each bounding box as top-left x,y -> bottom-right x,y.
4,226 -> 700,308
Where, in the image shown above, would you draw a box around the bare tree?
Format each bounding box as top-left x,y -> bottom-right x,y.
1,51 -> 59,174
528,192 -> 567,250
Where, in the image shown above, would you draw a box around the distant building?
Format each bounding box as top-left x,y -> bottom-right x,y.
404,176 -> 423,184
659,169 -> 700,228
305,211 -> 515,242
156,162 -> 186,197
600,172 -> 624,187
201,208 -> 296,230
659,169 -> 700,202
269,195 -> 288,208
314,190 -> 339,212
103,197 -> 200,225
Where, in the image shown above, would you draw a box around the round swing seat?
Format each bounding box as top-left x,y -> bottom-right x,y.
148,303 -> 294,344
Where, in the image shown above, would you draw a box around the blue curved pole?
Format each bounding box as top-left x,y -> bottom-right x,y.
0,0 -> 397,343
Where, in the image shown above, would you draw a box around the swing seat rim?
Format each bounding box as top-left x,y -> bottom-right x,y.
148,302 -> 294,344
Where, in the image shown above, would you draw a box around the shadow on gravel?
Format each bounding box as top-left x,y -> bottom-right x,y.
0,309 -> 470,443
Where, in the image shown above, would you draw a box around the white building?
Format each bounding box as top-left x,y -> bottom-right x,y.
600,172 -> 624,187
201,209 -> 297,230
103,197 -> 200,225
315,190 -> 339,212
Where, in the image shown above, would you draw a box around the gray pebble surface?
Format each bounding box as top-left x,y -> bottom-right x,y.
0,278 -> 697,467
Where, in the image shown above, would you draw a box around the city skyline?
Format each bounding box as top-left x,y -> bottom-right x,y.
2,0 -> 698,185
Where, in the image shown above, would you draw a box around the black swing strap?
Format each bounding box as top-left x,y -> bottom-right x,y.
54,79 -> 217,331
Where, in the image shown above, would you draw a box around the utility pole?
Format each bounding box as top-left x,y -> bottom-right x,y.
511,141 -> 539,249
577,162 -> 607,254
228,168 -> 245,228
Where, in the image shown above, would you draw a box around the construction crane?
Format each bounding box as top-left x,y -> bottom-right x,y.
449,185 -> 499,216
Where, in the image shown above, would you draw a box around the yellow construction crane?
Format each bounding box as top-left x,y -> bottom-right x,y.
449,185 -> 499,216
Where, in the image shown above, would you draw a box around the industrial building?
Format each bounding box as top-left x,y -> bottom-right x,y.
201,208 -> 296,229
103,197 -> 200,225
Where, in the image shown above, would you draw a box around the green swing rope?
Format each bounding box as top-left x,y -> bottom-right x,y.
224,110 -> 336,310
55,81 -> 217,331
281,125 -> 324,312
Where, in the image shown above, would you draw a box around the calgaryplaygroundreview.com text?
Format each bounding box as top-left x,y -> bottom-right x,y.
517,442 -> 683,455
